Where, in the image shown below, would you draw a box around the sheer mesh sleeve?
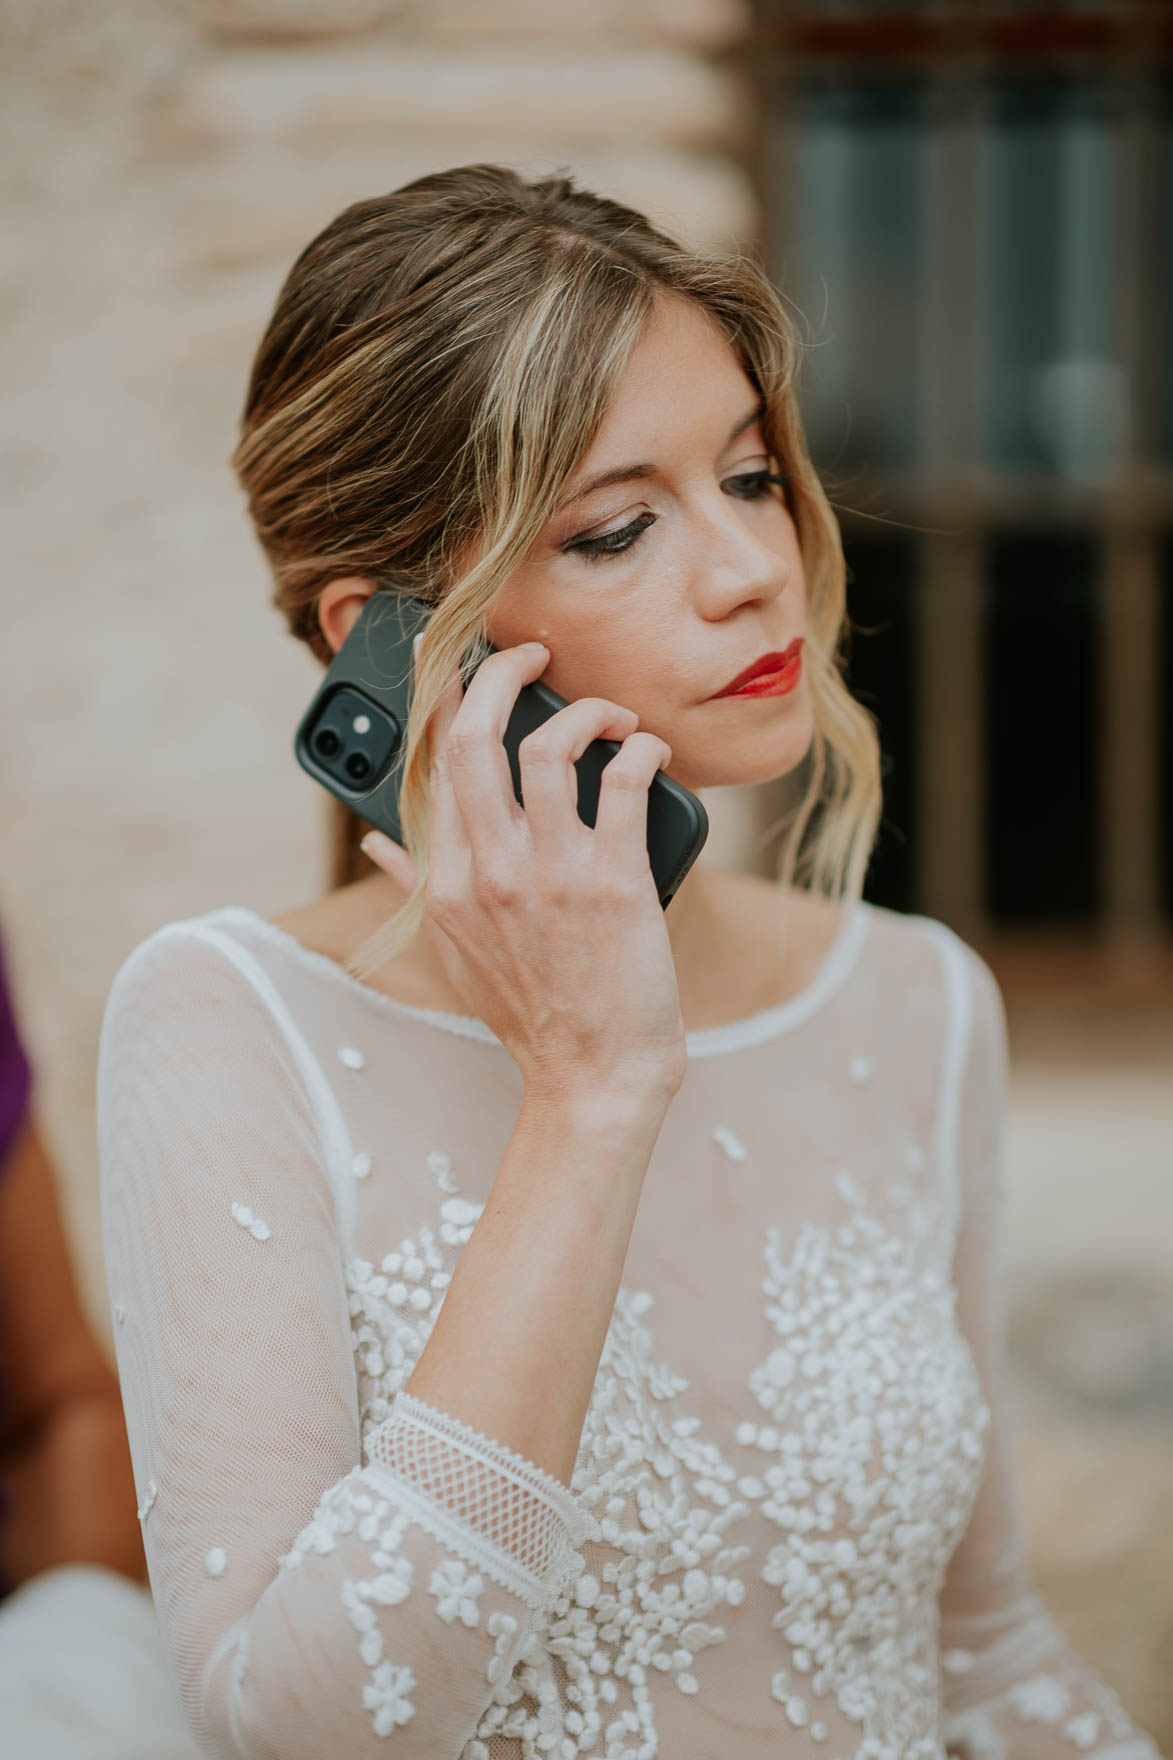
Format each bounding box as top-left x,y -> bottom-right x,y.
97,926 -> 596,1760
938,947 -> 1163,1760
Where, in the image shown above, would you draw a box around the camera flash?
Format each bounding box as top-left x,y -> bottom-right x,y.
352,714 -> 371,734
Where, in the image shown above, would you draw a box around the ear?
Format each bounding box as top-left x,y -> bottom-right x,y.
317,577 -> 378,655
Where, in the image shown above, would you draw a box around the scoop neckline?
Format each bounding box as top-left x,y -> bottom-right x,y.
203,896 -> 872,1060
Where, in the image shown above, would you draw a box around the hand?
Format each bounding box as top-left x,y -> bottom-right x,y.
360,634 -> 687,1102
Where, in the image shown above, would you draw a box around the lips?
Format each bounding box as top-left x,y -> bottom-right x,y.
712,638 -> 804,698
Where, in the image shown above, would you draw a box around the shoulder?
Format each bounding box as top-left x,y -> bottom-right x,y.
842,901 -> 1009,1073
863,902 -> 1002,1006
96,909 -> 342,1149
100,908 -> 282,1052
874,910 -> 1010,1106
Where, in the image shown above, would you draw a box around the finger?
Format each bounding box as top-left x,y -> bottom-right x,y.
592,733 -> 673,874
359,827 -> 417,893
516,697 -> 639,857
438,642 -> 553,863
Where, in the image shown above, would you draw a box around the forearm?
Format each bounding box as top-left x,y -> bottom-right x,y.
0,1393 -> 147,1589
404,1081 -> 673,1487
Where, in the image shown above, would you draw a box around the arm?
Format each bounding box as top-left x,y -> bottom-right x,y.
99,925 -> 668,1760
938,949 -> 1163,1760
403,1078 -> 668,1486
0,1109 -> 146,1590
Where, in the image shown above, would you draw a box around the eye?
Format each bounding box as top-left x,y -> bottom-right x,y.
562,511 -> 657,564
725,468 -> 789,501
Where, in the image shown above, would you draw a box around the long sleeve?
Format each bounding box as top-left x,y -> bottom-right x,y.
938,947 -> 1163,1760
97,925 -> 596,1760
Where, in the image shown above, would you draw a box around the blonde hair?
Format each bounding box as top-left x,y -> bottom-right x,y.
232,164 -> 882,981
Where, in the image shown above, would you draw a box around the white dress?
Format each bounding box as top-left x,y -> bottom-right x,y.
96,897 -> 1163,1760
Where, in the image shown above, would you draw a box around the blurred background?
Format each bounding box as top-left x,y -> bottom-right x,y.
0,0 -> 1169,1744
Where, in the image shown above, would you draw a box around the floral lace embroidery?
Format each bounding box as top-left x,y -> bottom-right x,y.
429,1557 -> 486,1626
742,1180 -> 990,1760
713,1124 -> 747,1162
944,1647 -> 1162,1759
426,1147 -> 460,1193
331,1176 -> 989,1757
230,1201 -> 271,1241
492,1284 -> 756,1757
345,1207 -> 754,1756
363,1660 -> 415,1736
278,1471 -> 421,1738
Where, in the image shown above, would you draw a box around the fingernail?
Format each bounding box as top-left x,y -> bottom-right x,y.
360,831 -> 385,857
521,641 -> 547,652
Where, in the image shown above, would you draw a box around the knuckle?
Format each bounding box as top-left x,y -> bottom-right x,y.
595,869 -> 639,908
444,724 -> 480,767
424,874 -> 459,921
538,871 -> 574,910
518,728 -> 559,764
604,760 -> 645,794
474,859 -> 519,909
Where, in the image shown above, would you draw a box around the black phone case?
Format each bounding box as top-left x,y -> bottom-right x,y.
293,591 -> 709,911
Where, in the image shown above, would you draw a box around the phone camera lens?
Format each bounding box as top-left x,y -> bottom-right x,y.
345,752 -> 371,782
314,729 -> 341,758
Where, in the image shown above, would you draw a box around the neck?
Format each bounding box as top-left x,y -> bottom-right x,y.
662,858 -> 718,967
354,855 -> 721,998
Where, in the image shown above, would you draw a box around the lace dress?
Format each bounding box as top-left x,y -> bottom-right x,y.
96,897 -> 1164,1760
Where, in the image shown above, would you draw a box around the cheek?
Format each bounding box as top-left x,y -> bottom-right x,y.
482,587 -> 549,652
545,616 -> 684,722
549,634 -> 645,706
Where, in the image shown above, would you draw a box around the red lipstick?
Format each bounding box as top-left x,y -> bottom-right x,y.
711,638 -> 804,699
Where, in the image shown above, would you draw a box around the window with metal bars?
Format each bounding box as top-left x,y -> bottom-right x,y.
752,3 -> 1172,943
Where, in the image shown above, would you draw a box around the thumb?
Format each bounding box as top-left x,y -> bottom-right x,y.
360,828 -> 418,895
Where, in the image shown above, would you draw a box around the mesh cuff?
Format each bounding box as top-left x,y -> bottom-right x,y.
363,1392 -> 600,1611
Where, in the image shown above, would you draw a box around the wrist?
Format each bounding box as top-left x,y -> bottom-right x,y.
520,1075 -> 676,1137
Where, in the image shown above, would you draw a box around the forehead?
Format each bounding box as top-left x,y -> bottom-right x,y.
586,295 -> 757,459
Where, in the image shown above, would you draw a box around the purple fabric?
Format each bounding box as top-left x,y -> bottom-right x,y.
0,926 -> 32,1174
0,921 -> 33,1603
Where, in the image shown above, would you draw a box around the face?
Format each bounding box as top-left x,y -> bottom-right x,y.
485,293 -> 813,794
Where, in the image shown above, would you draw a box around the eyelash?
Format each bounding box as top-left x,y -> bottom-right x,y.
564,470 -> 790,564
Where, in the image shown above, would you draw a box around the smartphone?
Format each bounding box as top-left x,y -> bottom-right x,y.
293,591 -> 709,911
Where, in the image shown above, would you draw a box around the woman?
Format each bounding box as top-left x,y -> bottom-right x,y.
97,166 -> 1163,1760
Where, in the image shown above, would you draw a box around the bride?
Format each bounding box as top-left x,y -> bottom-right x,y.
97,164 -> 1163,1760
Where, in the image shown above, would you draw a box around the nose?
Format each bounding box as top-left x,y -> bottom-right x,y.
692,491 -> 792,615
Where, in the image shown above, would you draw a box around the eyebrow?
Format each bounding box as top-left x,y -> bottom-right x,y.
557,399 -> 766,510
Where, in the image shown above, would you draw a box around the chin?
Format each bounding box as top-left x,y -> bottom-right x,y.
672,709 -> 815,793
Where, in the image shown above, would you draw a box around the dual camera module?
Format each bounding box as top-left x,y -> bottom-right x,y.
313,724 -> 370,783
306,684 -> 400,794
